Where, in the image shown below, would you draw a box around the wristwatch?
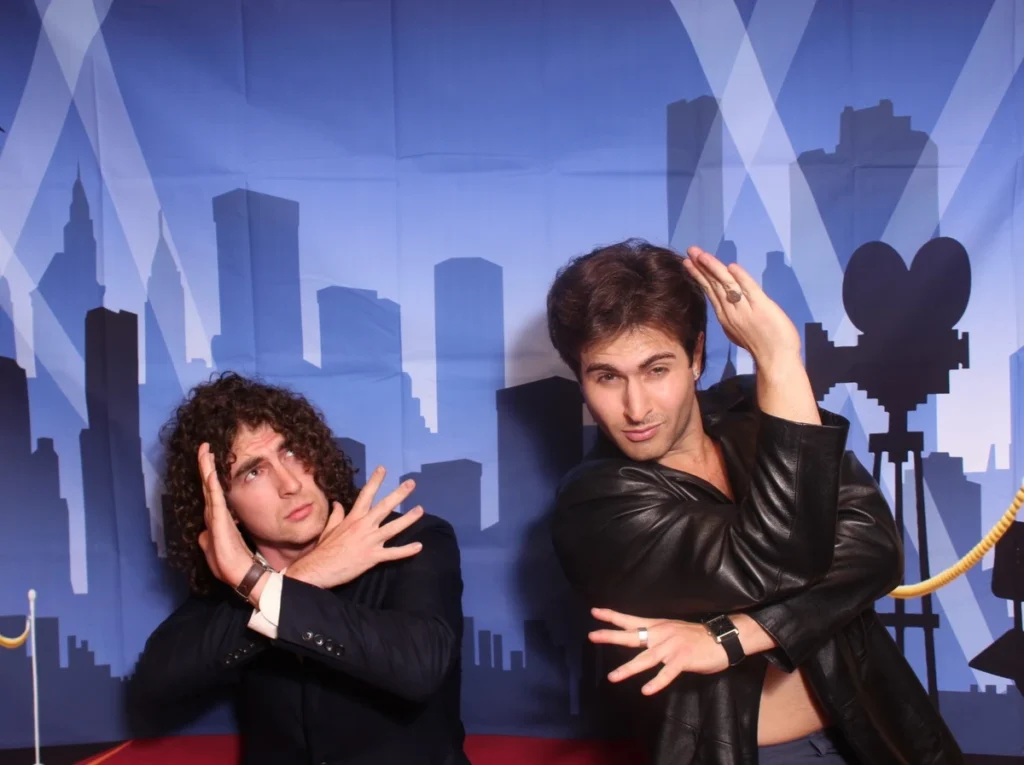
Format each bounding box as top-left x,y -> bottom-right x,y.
704,614 -> 746,667
235,558 -> 271,602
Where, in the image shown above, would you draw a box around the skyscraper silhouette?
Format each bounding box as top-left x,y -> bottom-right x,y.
795,99 -> 937,270
80,308 -> 175,674
967,445 -> 1015,557
144,211 -> 186,391
666,96 -> 737,382
1011,345 -> 1024,486
496,377 -> 583,541
701,240 -> 737,383
334,437 -> 367,489
0,276 -> 15,359
795,100 -> 939,451
762,250 -> 814,354
211,189 -> 304,374
315,285 -> 433,483
402,459 -> 483,543
31,167 -> 105,358
0,357 -> 31,473
434,257 -> 505,458
434,257 -> 504,526
139,212 -> 212,562
460,616 -> 574,730
319,286 -> 402,377
317,286 -> 403,468
0,613 -> 135,748
27,171 -> 106,606
0,359 -> 73,617
666,95 -> 723,250
903,453 -> 1012,691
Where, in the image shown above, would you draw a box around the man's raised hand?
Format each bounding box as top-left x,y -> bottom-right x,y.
196,442 -> 253,588
287,466 -> 424,590
684,245 -> 820,425
682,246 -> 802,370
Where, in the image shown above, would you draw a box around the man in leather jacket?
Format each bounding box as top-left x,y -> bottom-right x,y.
545,240 -> 963,764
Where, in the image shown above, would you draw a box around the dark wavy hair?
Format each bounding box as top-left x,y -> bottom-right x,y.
546,238 -> 707,378
160,372 -> 358,595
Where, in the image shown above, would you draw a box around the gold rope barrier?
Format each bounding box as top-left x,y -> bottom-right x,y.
0,618 -> 29,649
889,483 -> 1024,599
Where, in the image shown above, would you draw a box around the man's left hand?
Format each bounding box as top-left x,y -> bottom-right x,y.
589,607 -> 729,696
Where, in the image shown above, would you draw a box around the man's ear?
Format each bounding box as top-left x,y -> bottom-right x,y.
692,332 -> 706,377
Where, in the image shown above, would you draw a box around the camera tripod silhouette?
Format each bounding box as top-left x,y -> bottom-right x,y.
805,236 -> 971,706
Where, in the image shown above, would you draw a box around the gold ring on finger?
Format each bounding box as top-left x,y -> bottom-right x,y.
726,288 -> 743,304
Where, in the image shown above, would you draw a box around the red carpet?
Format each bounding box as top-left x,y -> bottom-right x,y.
75,734 -> 642,764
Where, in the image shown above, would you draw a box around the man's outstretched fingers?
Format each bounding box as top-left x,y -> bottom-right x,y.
369,479 -> 417,522
349,466 -> 386,517
380,541 -> 424,562
323,500 -> 347,533
378,505 -> 424,540
608,650 -> 662,683
588,629 -> 643,647
641,660 -> 686,696
591,607 -> 647,631
683,255 -> 724,315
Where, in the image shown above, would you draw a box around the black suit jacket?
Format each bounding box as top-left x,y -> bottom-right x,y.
129,514 -> 470,765
552,375 -> 963,765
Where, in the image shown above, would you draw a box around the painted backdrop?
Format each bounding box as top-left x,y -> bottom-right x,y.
1,0 -> 1023,760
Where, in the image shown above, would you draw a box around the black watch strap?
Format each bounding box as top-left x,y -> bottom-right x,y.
704,615 -> 745,666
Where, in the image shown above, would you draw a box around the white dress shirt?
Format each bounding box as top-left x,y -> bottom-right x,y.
246,555 -> 285,639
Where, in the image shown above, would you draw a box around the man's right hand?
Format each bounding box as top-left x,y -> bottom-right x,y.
286,466 -> 425,590
683,246 -> 802,368
197,443 -> 256,590
683,246 -> 820,426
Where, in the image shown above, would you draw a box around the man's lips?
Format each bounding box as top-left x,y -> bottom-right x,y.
623,424 -> 660,443
286,503 -> 313,521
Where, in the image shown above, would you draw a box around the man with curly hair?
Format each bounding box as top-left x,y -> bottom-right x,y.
129,373 -> 470,765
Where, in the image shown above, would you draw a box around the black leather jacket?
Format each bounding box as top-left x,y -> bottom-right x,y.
552,376 -> 963,765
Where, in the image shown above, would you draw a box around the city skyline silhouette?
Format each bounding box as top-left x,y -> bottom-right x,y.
1,93 -> 1022,760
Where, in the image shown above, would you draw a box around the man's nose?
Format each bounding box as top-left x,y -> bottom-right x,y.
623,381 -> 652,424
277,464 -> 303,495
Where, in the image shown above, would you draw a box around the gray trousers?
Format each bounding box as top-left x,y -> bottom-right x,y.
757,729 -> 858,764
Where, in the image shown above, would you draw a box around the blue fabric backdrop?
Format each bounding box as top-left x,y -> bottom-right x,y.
0,0 -> 1022,759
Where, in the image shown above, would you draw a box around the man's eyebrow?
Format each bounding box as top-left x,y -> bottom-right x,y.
231,456 -> 263,481
584,361 -> 621,375
639,352 -> 676,368
584,352 -> 677,375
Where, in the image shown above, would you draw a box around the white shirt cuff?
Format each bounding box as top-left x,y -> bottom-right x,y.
247,571 -> 284,639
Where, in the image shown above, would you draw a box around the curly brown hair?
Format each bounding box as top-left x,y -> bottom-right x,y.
160,372 -> 358,595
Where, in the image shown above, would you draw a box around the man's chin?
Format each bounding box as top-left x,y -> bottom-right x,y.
286,513 -> 327,543
614,437 -> 668,463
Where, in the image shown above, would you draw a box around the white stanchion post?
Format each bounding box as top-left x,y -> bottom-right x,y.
28,590 -> 42,765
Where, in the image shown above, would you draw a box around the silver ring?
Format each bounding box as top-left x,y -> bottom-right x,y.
726,288 -> 743,304
637,627 -> 649,647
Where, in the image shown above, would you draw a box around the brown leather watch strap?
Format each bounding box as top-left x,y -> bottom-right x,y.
235,559 -> 269,602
